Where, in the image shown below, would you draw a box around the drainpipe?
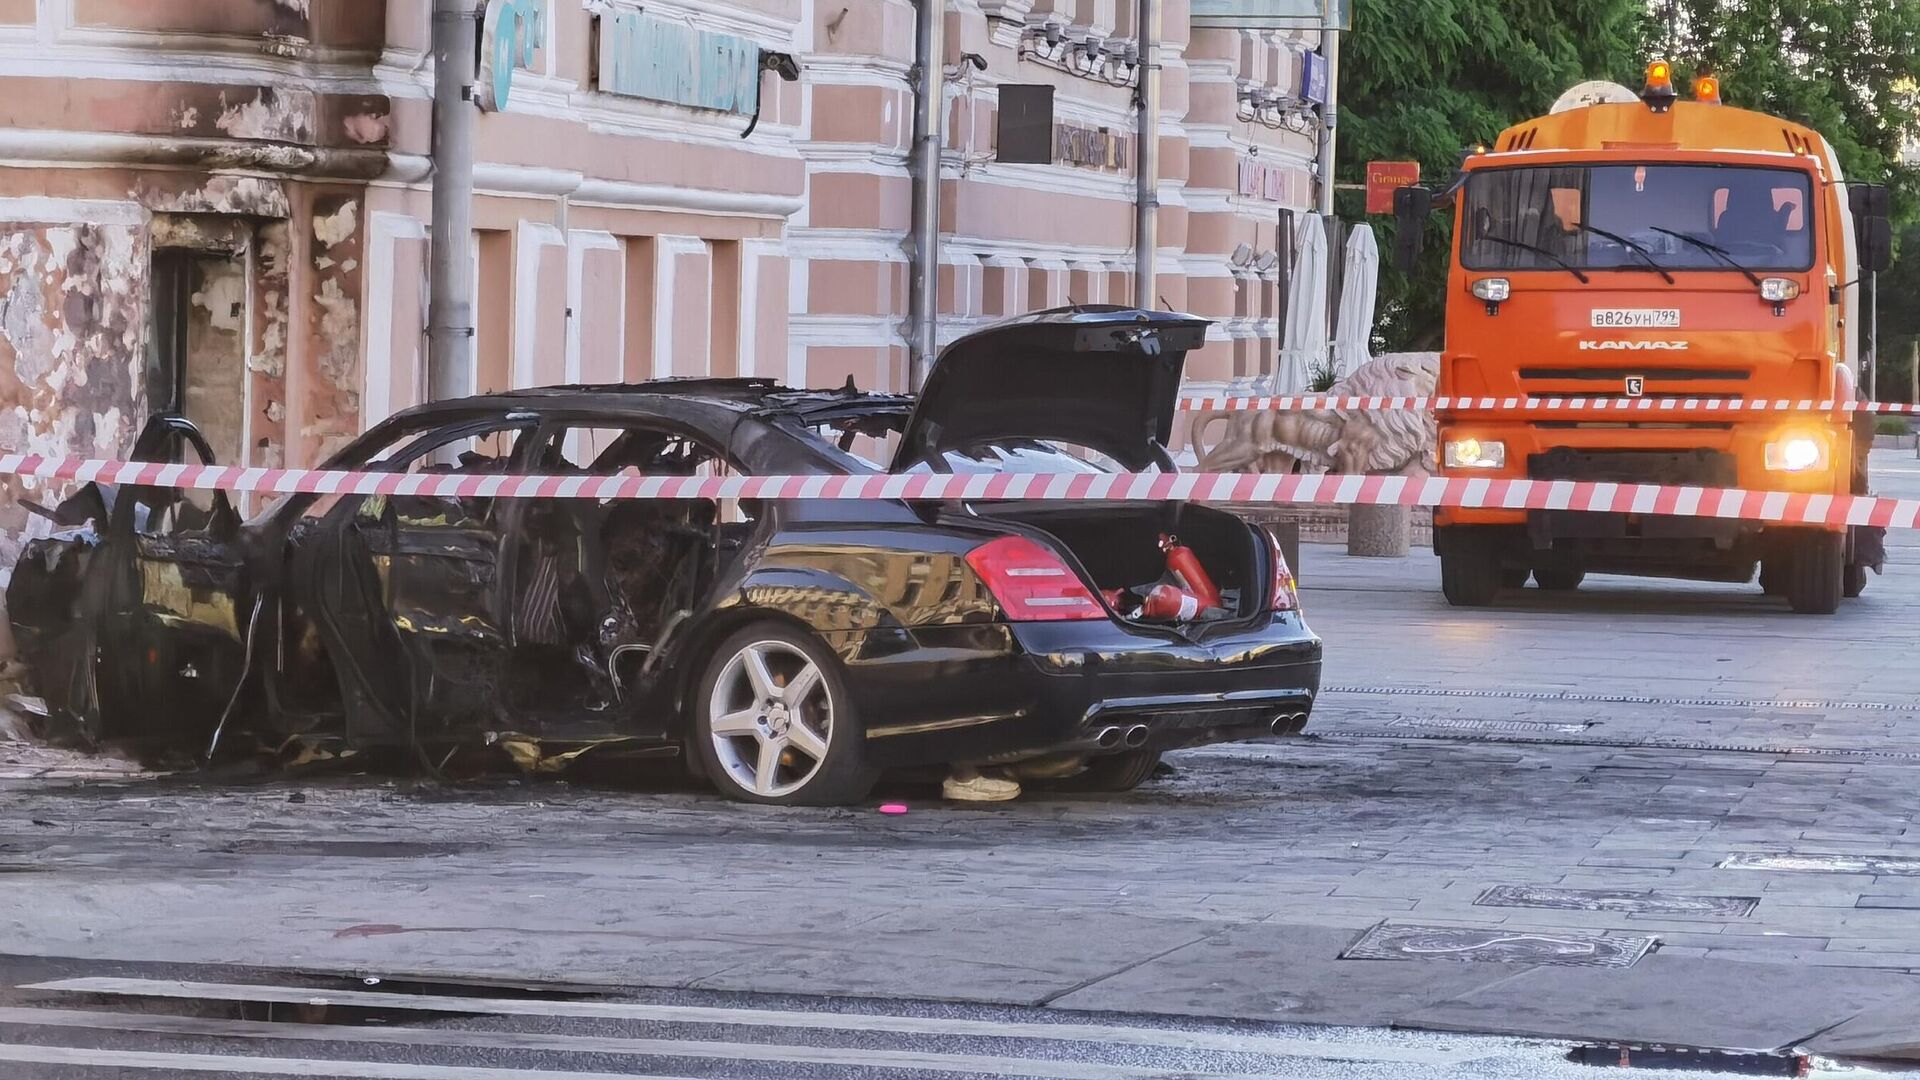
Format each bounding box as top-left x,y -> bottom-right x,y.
427,0 -> 481,403
1314,15 -> 1340,377
1133,0 -> 1160,310
1314,20 -> 1339,217
907,0 -> 946,391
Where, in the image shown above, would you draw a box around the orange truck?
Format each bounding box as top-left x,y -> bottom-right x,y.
1393,62 -> 1894,614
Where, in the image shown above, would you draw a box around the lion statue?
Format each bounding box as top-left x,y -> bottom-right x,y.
1191,353 -> 1440,476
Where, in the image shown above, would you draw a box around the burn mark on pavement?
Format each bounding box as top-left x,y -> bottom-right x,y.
1719,852 -> 1920,876
1340,922 -> 1656,968
1475,885 -> 1758,918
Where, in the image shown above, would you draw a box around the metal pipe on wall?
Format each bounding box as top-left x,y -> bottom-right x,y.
427,0 -> 480,404
1314,22 -> 1339,217
907,0 -> 946,391
1133,0 -> 1161,310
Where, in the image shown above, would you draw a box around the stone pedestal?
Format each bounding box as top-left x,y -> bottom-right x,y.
1347,504 -> 1411,558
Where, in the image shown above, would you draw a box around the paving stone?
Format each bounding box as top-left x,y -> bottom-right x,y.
1047,922 -> 1526,1027
1398,955 -> 1920,1052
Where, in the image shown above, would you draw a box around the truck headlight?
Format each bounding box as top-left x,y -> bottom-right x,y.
1764,432 -> 1827,472
1470,278 -> 1511,303
1445,438 -> 1506,469
1759,278 -> 1801,302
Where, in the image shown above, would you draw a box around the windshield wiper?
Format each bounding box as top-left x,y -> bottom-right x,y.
1473,233 -> 1590,284
1571,224 -> 1676,284
1648,227 -> 1763,287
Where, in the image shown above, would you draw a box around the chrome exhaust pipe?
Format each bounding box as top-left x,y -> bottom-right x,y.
1123,724 -> 1150,749
1270,712 -> 1308,735
1095,726 -> 1124,750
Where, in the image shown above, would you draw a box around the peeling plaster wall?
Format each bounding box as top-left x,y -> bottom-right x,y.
249,221 -> 291,470
0,214 -> 149,573
299,191 -> 364,465
181,253 -> 248,466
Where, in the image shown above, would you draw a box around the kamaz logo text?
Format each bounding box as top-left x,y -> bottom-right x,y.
1578,340 -> 1691,351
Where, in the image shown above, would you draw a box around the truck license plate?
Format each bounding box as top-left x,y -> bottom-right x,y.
1591,308 -> 1681,329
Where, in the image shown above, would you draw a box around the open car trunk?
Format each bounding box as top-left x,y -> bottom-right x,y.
972,502 -> 1265,626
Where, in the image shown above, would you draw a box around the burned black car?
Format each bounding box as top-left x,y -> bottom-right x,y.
8,307 -> 1321,805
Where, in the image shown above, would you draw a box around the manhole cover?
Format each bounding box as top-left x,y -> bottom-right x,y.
1387,717 -> 1592,735
1720,852 -> 1920,876
1339,922 -> 1655,968
1475,885 -> 1757,918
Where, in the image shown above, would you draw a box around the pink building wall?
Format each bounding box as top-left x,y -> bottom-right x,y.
0,0 -> 1321,585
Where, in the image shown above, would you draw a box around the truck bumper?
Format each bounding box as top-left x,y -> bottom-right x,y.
1434,417 -> 1862,537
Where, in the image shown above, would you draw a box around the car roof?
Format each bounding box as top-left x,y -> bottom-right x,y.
383,378 -> 912,424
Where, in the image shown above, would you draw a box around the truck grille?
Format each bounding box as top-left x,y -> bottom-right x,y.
1527,448 -> 1738,487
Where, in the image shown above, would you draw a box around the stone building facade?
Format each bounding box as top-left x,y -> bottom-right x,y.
0,0 -> 1323,571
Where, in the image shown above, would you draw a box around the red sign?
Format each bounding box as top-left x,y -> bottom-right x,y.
1366,160 -> 1421,214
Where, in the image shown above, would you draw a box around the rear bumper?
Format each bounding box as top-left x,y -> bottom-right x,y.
841,614 -> 1322,767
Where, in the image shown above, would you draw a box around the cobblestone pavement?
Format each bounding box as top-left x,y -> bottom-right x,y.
2,452 -> 1920,1066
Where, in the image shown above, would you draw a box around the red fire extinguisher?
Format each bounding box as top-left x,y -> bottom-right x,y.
1159,534 -> 1222,611
1138,582 -> 1206,621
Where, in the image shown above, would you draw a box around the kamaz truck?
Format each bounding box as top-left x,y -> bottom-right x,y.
1395,62 -> 1894,614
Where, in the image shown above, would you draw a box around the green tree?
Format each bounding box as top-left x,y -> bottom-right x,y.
1880,222 -> 1920,400
1668,1 -> 1920,225
1340,0 -> 1920,352
1669,1 -> 1920,399
1338,0 -> 1652,348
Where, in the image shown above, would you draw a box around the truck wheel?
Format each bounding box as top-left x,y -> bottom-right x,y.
1844,562 -> 1869,599
1785,533 -> 1844,615
1533,567 -> 1585,591
1758,559 -> 1784,596
1441,548 -> 1502,607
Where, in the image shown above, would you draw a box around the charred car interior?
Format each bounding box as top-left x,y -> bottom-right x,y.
8,308 -> 1322,805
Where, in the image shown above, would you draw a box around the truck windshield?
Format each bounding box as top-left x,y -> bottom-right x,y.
1462,164 -> 1814,273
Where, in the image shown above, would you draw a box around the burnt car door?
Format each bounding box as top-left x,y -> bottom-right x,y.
9,415 -> 246,749
290,416 -> 537,746
508,419 -> 733,734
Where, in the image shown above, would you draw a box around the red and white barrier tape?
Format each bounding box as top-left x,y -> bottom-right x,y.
4,454 -> 1916,529
1179,395 -> 1920,415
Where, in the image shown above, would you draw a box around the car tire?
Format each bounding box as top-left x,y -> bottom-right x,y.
1786,532 -> 1844,615
1844,562 -> 1869,599
1533,567 -> 1585,591
691,623 -> 876,806
1061,750 -> 1162,793
1441,548 -> 1502,607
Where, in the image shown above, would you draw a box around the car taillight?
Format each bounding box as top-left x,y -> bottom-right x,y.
965,535 -> 1106,621
1266,529 -> 1301,612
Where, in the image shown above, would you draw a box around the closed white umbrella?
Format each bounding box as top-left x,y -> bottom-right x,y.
1333,224 -> 1380,379
1270,213 -> 1329,394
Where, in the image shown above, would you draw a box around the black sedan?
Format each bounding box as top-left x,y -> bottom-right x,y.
9,307 -> 1321,804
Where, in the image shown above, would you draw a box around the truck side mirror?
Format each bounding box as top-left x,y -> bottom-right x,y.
1850,183 -> 1891,219
1850,183 -> 1893,273
1392,186 -> 1432,272
1859,216 -> 1894,274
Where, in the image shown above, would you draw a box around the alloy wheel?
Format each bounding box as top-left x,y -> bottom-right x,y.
707,639 -> 834,798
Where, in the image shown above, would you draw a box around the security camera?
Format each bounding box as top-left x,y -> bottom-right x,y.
761,51 -> 801,81
960,52 -> 987,72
